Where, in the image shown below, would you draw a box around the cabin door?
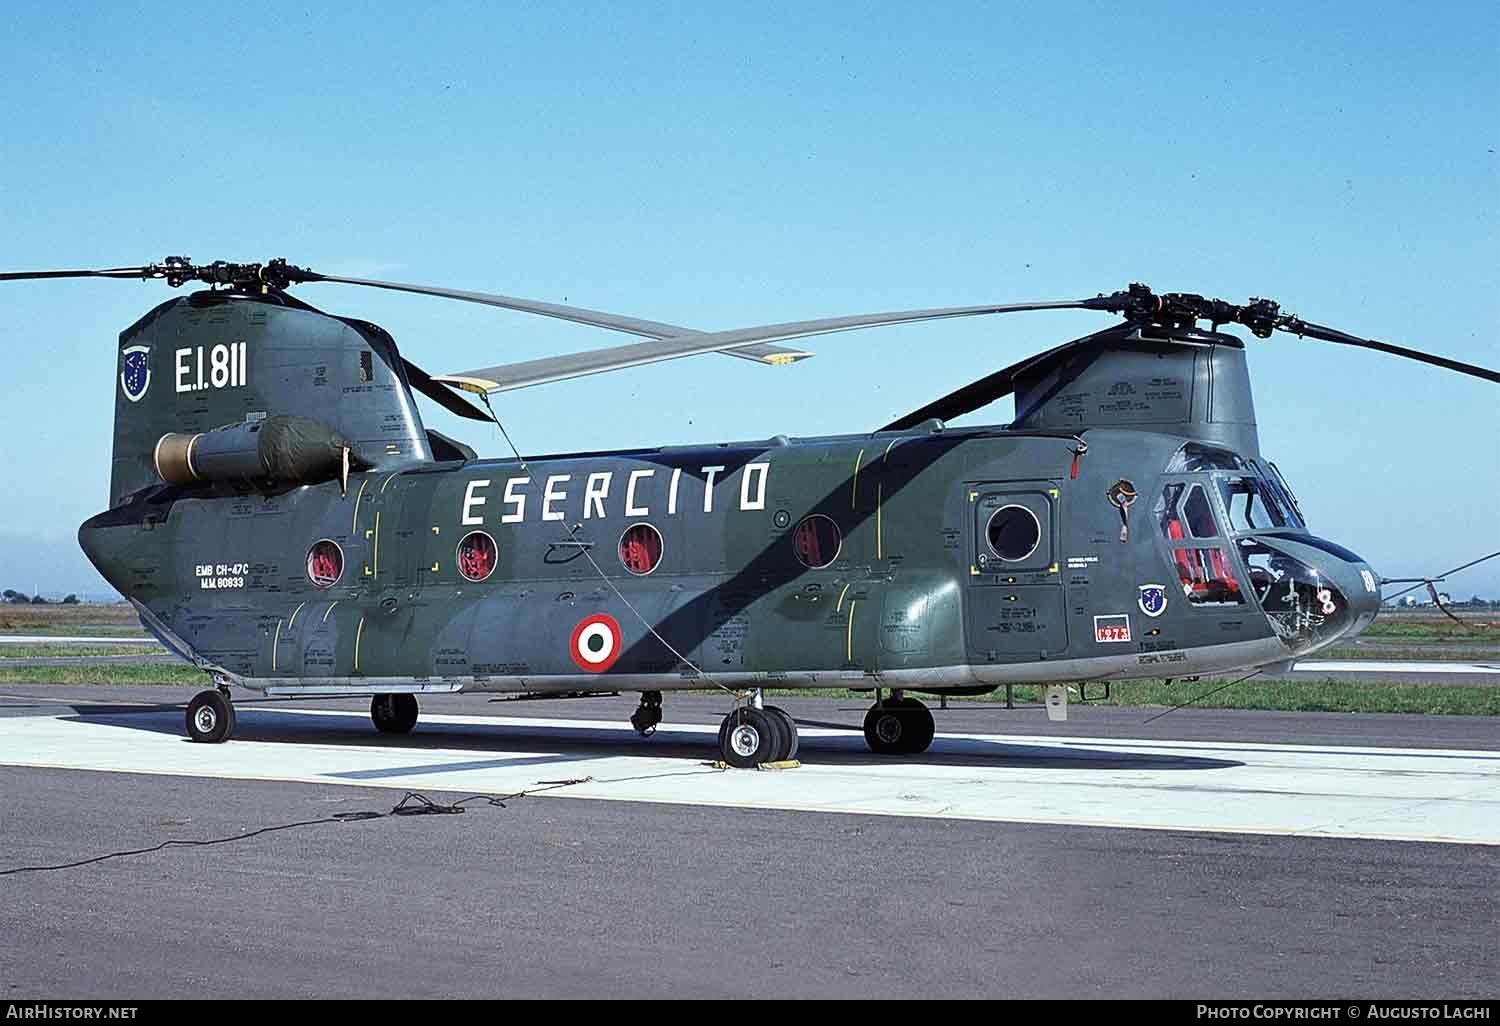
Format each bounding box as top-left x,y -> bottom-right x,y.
963,481 -> 1069,664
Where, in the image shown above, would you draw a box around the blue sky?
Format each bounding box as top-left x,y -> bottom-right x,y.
1,1 -> 1496,597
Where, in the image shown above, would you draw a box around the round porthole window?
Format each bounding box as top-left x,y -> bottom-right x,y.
306,539 -> 344,589
792,514 -> 842,569
986,505 -> 1041,562
456,530 -> 498,582
619,523 -> 663,576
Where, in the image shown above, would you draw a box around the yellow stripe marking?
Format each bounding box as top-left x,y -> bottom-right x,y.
271,620 -> 282,672
836,582 -> 851,613
846,601 -> 857,663
287,601 -> 306,630
380,472 -> 400,493
373,511 -> 381,580
321,601 -> 339,624
351,478 -> 369,534
851,448 -> 865,509
354,616 -> 365,673
874,439 -> 896,560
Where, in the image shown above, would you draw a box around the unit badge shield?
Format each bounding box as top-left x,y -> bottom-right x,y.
120,345 -> 151,402
1138,584 -> 1168,618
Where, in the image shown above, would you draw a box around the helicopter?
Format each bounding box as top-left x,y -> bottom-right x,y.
4,257 -> 1496,767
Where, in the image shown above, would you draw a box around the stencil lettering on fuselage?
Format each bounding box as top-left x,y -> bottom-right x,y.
457,463 -> 770,526
175,341 -> 248,393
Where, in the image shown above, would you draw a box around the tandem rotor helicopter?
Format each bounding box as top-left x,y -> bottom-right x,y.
4,257 -> 1497,766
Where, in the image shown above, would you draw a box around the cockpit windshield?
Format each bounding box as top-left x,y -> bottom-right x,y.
1262,461 -> 1306,528
1163,444 -> 1306,532
1217,476 -> 1289,532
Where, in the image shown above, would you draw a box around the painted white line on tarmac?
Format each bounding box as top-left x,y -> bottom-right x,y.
1293,659 -> 1500,674
0,707 -> 1494,845
0,635 -> 160,646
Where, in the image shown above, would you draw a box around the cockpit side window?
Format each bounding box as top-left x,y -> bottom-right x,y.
1183,485 -> 1218,539
1172,546 -> 1245,605
1155,483 -> 1221,540
1156,481 -> 1244,605
1155,482 -> 1186,540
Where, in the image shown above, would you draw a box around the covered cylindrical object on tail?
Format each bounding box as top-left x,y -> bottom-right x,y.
154,416 -> 359,486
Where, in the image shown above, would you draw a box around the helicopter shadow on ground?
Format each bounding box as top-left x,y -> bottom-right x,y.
55,701 -> 1244,773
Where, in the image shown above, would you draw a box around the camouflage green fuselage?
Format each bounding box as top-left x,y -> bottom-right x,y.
86,427 -> 1358,696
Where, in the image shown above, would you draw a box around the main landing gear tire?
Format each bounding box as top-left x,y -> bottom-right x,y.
763,705 -> 799,761
371,694 -> 419,735
718,706 -> 799,768
863,697 -> 935,756
186,689 -> 235,743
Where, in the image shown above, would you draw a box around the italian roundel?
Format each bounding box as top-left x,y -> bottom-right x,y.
570,613 -> 622,673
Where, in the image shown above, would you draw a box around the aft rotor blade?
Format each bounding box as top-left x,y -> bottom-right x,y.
882,325 -> 1130,429
0,266 -> 157,282
1280,318 -> 1500,384
400,358 -> 493,423
307,272 -> 813,366
432,299 -> 1102,394
882,339 -> 1082,430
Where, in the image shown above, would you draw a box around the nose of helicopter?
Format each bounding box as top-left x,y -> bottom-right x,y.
1313,549 -> 1382,639
1246,534 -> 1381,653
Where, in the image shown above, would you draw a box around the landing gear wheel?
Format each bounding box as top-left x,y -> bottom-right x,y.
630,691 -> 664,737
186,689 -> 235,743
901,698 -> 935,755
863,698 -> 934,755
718,707 -> 782,768
864,704 -> 907,755
371,694 -> 419,734
763,705 -> 800,761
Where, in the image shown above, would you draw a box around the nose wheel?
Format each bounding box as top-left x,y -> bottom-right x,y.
863,694 -> 934,755
718,702 -> 799,767
371,694 -> 419,734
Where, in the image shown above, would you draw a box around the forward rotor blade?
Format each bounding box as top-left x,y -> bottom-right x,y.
1280,318 -> 1500,384
400,359 -> 493,423
432,299 -> 1100,394
307,272 -> 814,367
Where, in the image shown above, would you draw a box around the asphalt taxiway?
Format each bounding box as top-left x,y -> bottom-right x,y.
0,686 -> 1495,998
